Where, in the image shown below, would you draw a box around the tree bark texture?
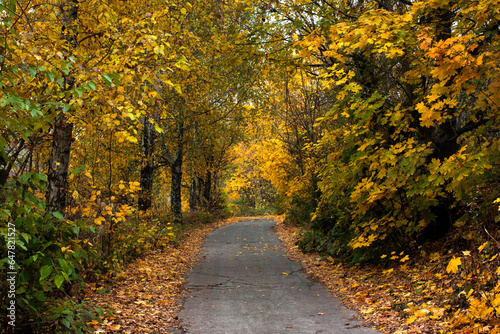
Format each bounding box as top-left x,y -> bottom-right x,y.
171,150 -> 183,223
420,6 -> 458,240
46,113 -> 74,214
139,117 -> 156,211
202,170 -> 212,210
139,164 -> 154,211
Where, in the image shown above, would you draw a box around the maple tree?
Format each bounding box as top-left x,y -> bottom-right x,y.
252,0 -> 500,331
251,0 -> 500,257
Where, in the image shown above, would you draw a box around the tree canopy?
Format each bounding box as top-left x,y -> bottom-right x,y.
1,0 -> 499,332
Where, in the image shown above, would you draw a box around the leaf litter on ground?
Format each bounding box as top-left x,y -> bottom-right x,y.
85,216 -> 500,334
85,217 -> 244,333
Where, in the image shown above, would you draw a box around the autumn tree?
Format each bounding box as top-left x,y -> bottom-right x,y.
146,0 -> 264,223
1,0 -> 177,330
257,0 -> 500,260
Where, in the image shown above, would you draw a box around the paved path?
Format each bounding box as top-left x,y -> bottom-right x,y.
179,218 -> 381,334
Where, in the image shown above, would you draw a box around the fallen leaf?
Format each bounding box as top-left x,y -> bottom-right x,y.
446,257 -> 462,273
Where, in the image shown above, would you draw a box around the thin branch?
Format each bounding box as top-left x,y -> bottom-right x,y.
321,0 -> 358,19
398,0 -> 414,6
77,32 -> 104,45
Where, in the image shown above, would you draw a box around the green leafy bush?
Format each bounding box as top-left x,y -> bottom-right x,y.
0,168 -> 89,331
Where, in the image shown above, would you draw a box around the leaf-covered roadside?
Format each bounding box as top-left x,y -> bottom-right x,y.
84,218 -> 241,333
275,217 -> 500,334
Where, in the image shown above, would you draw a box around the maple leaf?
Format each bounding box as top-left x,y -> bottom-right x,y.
416,102 -> 435,127
446,256 -> 462,273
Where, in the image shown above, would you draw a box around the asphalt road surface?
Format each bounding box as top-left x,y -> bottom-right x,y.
179,218 -> 381,334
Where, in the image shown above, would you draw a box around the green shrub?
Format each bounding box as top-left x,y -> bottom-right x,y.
0,170 -> 91,332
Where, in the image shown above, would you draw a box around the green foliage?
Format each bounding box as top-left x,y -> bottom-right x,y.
229,198 -> 277,217
0,167 -> 88,329
43,299 -> 100,334
88,216 -> 177,274
297,201 -> 356,261
284,195 -> 316,227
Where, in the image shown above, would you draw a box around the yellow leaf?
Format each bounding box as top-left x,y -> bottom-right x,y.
126,135 -> 138,143
462,251 -> 471,256
358,142 -> 369,151
94,216 -> 105,225
485,254 -> 498,263
416,102 -> 435,127
415,309 -> 430,317
406,315 -> 417,324
429,252 -> 440,261
446,256 -> 462,273
383,268 -> 393,275
478,242 -> 488,253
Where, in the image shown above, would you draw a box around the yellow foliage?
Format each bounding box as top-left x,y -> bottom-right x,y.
446,257 -> 462,274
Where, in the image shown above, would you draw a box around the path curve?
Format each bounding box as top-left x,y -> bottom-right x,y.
179,218 -> 381,334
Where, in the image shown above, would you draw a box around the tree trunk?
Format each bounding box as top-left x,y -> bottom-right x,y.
46,113 -> 73,214
139,117 -> 156,211
419,6 -> 458,240
202,170 -> 212,210
171,150 -> 183,223
170,123 -> 184,223
45,0 -> 78,216
139,164 -> 154,211
189,174 -> 198,212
